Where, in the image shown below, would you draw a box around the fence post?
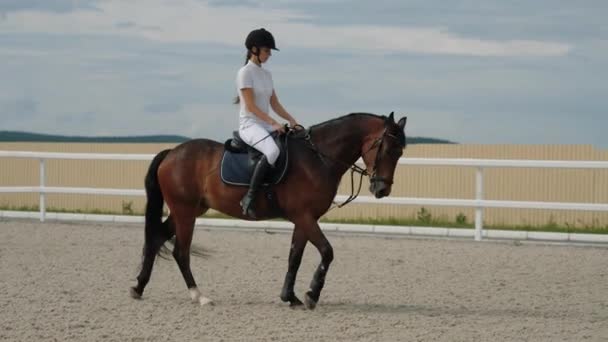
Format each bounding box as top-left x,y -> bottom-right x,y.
474,167 -> 484,241
39,158 -> 46,222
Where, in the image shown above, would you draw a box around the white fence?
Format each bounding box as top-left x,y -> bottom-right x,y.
2,150 -> 608,242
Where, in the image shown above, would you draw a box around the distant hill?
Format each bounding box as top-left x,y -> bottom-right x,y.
0,131 -> 190,143
0,131 -> 455,144
408,137 -> 455,144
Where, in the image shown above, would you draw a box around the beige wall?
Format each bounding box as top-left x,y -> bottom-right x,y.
1,142 -> 607,227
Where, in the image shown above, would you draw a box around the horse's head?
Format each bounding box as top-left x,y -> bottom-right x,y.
361,112 -> 407,198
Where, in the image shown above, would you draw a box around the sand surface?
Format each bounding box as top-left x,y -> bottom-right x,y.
0,220 -> 607,341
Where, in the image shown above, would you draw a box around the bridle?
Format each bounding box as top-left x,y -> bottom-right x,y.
366,128 -> 403,188
302,126 -> 403,208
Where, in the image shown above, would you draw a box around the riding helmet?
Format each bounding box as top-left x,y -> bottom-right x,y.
245,28 -> 279,51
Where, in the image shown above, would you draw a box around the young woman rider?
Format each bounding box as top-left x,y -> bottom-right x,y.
235,28 -> 300,218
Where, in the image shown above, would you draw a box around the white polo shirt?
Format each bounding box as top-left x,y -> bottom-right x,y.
236,60 -> 274,131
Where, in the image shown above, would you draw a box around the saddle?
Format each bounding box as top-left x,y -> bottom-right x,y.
220,130 -> 290,187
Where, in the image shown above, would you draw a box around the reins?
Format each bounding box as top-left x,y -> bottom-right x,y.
302,127 -> 397,209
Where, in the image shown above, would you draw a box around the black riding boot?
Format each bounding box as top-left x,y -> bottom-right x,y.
240,155 -> 270,218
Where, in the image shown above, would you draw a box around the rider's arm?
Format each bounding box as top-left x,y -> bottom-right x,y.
270,90 -> 296,125
240,88 -> 278,126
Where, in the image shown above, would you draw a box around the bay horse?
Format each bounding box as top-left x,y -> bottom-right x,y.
130,112 -> 407,309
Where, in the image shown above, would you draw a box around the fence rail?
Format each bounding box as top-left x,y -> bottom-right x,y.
2,150 -> 608,241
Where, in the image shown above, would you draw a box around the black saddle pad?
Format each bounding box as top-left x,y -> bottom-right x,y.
220,137 -> 289,187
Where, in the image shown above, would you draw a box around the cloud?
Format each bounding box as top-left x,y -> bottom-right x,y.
205,0 -> 260,7
115,21 -> 136,29
0,0 -> 99,13
144,103 -> 183,114
2,98 -> 38,118
277,24 -> 570,56
0,0 -> 570,57
1,1 -> 605,148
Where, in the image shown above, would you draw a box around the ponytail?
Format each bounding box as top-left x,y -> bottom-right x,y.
233,50 -> 253,104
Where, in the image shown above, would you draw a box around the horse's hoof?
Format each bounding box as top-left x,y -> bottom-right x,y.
289,296 -> 304,308
129,287 -> 142,299
304,291 -> 317,310
199,296 -> 214,306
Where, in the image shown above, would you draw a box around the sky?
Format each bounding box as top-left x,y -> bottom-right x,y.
0,0 -> 607,147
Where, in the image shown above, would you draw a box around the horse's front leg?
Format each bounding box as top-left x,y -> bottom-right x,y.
280,225 -> 307,307
304,221 -> 334,310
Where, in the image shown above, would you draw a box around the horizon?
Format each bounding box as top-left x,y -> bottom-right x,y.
0,130 -> 456,145
1,1 -> 607,147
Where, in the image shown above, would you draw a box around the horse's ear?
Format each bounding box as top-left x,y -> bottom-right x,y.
387,111 -> 395,123
398,116 -> 407,129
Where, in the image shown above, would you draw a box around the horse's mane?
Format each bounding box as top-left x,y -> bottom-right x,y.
309,112 -> 384,130
309,112 -> 405,147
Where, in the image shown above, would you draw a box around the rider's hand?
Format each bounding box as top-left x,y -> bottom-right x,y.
289,120 -> 303,130
272,122 -> 286,133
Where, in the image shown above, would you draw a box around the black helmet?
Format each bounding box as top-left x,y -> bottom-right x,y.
245,28 -> 279,51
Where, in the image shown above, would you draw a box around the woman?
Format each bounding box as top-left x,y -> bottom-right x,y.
235,28 -> 299,218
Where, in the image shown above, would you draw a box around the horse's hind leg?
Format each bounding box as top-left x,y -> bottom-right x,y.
172,206 -> 213,306
131,216 -> 175,298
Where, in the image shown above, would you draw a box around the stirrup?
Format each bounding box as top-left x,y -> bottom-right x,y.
240,195 -> 257,218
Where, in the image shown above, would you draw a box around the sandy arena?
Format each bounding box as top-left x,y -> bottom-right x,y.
0,219 -> 606,341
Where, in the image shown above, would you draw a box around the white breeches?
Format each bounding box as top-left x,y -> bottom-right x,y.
238,123 -> 280,165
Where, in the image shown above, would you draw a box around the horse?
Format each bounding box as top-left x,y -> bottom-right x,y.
130,112 -> 407,309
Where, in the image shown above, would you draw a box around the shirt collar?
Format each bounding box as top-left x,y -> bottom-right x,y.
247,60 -> 262,68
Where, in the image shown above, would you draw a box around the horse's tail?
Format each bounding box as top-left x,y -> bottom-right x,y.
143,149 -> 211,260
144,149 -> 171,246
